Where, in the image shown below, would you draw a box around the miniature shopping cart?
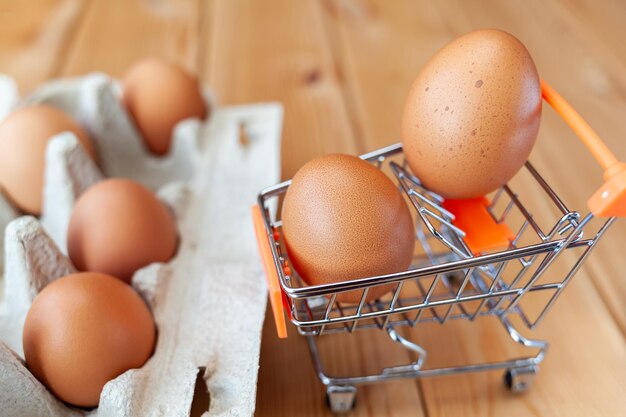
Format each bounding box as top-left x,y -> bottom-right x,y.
252,81 -> 626,413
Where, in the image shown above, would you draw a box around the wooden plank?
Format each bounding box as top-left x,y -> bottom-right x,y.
202,1 -> 426,415
0,0 -> 90,92
1,1 -> 624,416
204,0 -> 359,179
321,0 -> 626,334
319,0 -> 451,152
435,0 -> 626,333
539,0 -> 626,335
61,0 -> 202,78
323,0 -> 626,415
257,309 -> 429,417
552,0 -> 626,68
432,0 -> 626,333
415,275 -> 626,417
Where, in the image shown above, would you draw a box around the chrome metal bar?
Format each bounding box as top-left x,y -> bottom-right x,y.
502,184 -> 547,241
387,328 -> 427,370
258,141 -> 613,346
498,198 -> 516,224
544,212 -> 581,242
491,255 -> 536,311
470,262 -> 506,319
360,142 -> 403,161
380,282 -> 404,330
501,316 -> 548,363
390,162 -> 444,203
452,268 -> 473,318
281,239 -> 592,299
524,161 -> 571,215
488,188 -> 505,211
507,213 -> 595,312
409,188 -> 457,220
304,312 -> 548,388
318,294 -> 338,336
412,278 -> 431,324
511,220 -> 530,247
292,283 -> 562,328
531,215 -> 615,328
421,207 -> 466,237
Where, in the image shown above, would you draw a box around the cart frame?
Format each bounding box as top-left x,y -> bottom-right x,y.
252,81 -> 625,413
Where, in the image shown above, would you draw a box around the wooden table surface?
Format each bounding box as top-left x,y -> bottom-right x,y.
1,1 -> 625,416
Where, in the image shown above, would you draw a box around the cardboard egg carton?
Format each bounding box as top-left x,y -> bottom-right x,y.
0,74 -> 282,417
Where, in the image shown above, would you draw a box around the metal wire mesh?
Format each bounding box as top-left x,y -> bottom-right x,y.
257,143 -> 614,336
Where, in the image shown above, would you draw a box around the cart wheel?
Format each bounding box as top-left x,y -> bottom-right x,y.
504,365 -> 538,393
325,385 -> 357,413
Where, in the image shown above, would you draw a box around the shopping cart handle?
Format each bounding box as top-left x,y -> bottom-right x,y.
252,204 -> 288,338
541,80 -> 626,218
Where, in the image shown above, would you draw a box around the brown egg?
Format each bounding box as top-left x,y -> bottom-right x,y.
401,29 -> 542,199
67,178 -> 178,283
23,272 -> 156,407
122,58 -> 208,155
281,154 -> 415,304
0,105 -> 97,215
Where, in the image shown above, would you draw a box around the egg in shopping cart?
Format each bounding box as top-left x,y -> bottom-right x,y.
401,29 -> 542,199
281,154 -> 415,304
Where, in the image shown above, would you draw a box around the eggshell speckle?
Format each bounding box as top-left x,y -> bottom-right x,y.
67,178 -> 178,283
0,105 -> 97,215
22,272 -> 156,407
122,58 -> 208,156
281,154 -> 415,304
401,29 -> 542,199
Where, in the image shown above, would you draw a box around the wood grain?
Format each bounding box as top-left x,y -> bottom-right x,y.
61,0 -> 202,77
320,0 -> 451,152
256,309 -> 428,417
0,1 -> 624,416
435,0 -> 626,335
322,0 -> 626,415
0,0 -> 89,92
202,1 -> 426,414
204,0 -> 359,179
540,0 -> 626,334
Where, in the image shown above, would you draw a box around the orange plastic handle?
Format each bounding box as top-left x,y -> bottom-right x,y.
541,80 -> 626,217
443,197 -> 515,255
252,205 -> 288,338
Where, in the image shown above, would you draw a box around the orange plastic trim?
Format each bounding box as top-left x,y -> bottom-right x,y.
443,197 -> 515,255
252,205 -> 288,338
541,80 -> 626,217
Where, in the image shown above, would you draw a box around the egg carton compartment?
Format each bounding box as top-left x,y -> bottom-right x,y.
0,73 -> 215,267
0,73 -> 282,417
20,72 -> 216,189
